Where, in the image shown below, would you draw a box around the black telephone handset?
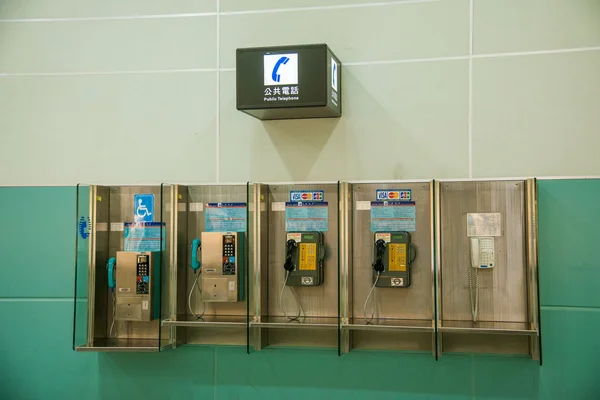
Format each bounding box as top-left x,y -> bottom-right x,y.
284,239 -> 297,271
372,239 -> 386,273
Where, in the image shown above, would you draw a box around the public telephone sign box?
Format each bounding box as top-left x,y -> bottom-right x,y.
236,44 -> 342,120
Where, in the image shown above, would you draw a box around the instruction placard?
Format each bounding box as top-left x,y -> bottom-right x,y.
124,222 -> 166,252
467,213 -> 501,237
285,202 -> 328,232
370,201 -> 416,232
206,203 -> 247,232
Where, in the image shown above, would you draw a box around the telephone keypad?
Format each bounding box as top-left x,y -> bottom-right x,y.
136,255 -> 150,294
222,236 -> 236,275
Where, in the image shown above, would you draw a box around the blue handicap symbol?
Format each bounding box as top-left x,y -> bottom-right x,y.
134,194 -> 155,222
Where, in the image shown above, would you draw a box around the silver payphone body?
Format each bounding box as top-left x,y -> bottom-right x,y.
200,232 -> 243,302
114,251 -> 160,321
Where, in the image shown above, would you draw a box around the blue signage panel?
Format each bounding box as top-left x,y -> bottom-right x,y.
205,203 -> 247,232
370,201 -> 416,232
285,202 -> 329,232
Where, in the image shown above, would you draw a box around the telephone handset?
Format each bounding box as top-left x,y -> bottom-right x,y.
283,232 -> 325,287
191,238 -> 201,272
470,237 -> 495,268
107,257 -> 116,291
372,232 -> 415,288
372,239 -> 386,273
468,237 -> 495,322
284,239 -> 297,271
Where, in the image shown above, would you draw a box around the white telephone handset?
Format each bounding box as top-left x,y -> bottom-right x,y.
470,237 -> 495,269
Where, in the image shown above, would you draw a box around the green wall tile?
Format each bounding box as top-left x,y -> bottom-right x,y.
472,355 -> 540,400
539,307 -> 600,400
537,179 -> 600,307
216,347 -> 472,399
0,300 -> 99,400
0,186 -> 76,298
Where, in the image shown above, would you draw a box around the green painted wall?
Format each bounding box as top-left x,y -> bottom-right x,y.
1,181 -> 599,399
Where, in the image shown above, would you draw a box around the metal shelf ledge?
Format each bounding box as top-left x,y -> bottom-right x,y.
342,318 -> 434,333
438,320 -> 538,336
162,315 -> 246,328
75,338 -> 172,352
250,316 -> 338,330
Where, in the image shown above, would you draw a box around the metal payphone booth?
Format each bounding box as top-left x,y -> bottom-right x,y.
73,185 -> 174,352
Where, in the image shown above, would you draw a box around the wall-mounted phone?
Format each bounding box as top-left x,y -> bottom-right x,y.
199,232 -> 244,302
284,231 -> 325,286
470,237 -> 495,269
468,236 -> 496,322
372,232 -> 416,288
110,251 -> 160,322
364,232 -> 416,323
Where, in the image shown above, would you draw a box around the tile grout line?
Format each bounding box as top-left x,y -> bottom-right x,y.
467,0 -> 474,179
0,0 -> 440,23
2,47 -> 598,78
215,0 -> 221,183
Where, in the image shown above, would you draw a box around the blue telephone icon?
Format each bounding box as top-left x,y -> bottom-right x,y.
107,257 -> 116,291
271,56 -> 290,83
191,238 -> 201,272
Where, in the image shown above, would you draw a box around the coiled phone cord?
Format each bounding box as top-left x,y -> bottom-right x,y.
363,272 -> 381,324
468,257 -> 479,323
188,271 -> 206,319
279,271 -> 305,321
109,292 -> 117,338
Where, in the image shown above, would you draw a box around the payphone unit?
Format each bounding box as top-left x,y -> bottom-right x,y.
107,251 -> 160,322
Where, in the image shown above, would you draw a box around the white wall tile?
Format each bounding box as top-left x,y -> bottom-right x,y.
220,0 -> 421,12
472,50 -> 600,177
219,60 -> 468,182
220,0 -> 469,68
0,72 -> 217,185
474,0 -> 600,54
0,17 -> 216,73
0,0 -> 216,19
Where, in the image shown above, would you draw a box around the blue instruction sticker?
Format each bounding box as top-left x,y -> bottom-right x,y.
134,194 -> 155,222
124,222 -> 166,252
285,202 -> 329,232
370,201 -> 416,232
206,203 -> 247,232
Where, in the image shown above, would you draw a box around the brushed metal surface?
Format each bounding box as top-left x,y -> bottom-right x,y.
339,182 -> 352,353
267,184 -> 339,319
442,333 -> 530,355
351,182 -> 434,321
76,338 -> 170,352
92,186 -> 110,343
266,329 -> 338,348
163,314 -> 246,327
347,181 -> 434,354
186,327 -> 245,345
185,185 -> 248,320
438,180 -> 527,323
249,183 -> 269,351
436,179 -> 537,357
352,331 -> 432,351
108,186 -> 163,342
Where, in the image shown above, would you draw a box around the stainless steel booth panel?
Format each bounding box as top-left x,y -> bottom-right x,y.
439,180 -> 527,323
77,185 -> 173,352
349,181 -> 434,352
437,179 -> 532,356
172,184 -> 248,346
352,182 -> 433,321
258,183 -> 339,349
267,184 -> 339,319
